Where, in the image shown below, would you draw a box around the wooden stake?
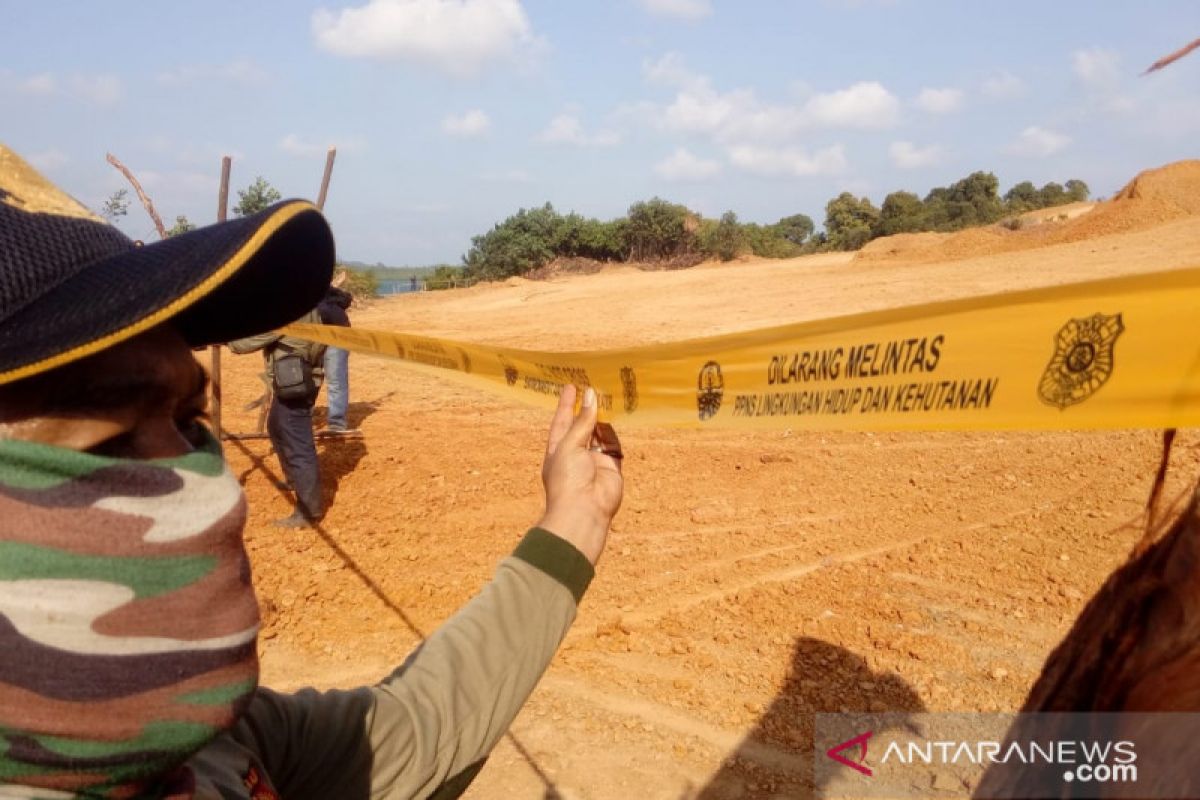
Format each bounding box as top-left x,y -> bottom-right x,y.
316,147 -> 337,210
218,157 -> 231,223
105,153 -> 167,239
211,156 -> 232,439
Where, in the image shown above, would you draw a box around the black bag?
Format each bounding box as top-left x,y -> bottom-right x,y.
273,352 -> 316,401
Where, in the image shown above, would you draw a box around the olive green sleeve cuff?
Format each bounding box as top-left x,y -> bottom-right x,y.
512,527 -> 594,605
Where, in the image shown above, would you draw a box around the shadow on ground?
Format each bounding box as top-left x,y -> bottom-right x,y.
689,636 -> 925,800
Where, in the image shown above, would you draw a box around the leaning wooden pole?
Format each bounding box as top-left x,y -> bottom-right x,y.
316,147 -> 336,211
212,156 -> 232,439
105,153 -> 167,239
1143,36 -> 1200,74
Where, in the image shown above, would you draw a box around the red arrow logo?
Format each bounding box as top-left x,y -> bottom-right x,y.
826,730 -> 874,777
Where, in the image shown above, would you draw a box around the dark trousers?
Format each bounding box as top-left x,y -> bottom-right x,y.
267,392 -> 323,519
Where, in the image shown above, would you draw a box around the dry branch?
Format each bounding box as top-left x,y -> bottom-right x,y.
1144,36 -> 1200,74
105,153 -> 166,239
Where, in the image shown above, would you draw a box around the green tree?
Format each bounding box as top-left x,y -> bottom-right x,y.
165,215 -> 196,237
428,264 -> 467,290
1038,182 -> 1067,208
711,211 -> 743,261
920,197 -> 951,231
340,266 -> 378,299
775,213 -> 814,246
1003,181 -> 1039,213
943,171 -> 1003,229
554,213 -> 625,261
824,192 -> 880,251
878,191 -> 925,236
741,222 -> 802,258
462,203 -> 563,280
100,189 -> 129,222
624,198 -> 693,261
1065,179 -> 1090,202
233,177 -> 282,217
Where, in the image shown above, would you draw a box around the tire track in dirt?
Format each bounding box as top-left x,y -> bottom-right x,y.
605,472 -> 1096,633
609,535 -> 929,631
538,675 -> 810,778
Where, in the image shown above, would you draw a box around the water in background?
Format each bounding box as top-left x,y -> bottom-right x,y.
377,279 -> 423,295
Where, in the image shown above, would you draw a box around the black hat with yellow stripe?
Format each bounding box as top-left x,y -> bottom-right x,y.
0,143 -> 334,386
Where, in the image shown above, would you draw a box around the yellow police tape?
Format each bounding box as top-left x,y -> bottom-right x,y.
284,266 -> 1200,432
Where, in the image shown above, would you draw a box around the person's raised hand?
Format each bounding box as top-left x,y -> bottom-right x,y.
537,384 -> 623,565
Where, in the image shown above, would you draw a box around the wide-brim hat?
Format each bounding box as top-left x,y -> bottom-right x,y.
0,144 -> 334,386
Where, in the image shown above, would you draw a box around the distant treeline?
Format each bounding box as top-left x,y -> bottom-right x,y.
452,172 -> 1090,283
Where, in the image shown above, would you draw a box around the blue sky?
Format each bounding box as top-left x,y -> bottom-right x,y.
4,1 -> 1197,265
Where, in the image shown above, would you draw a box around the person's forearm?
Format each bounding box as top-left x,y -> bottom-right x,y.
362,527 -> 592,799
226,331 -> 281,354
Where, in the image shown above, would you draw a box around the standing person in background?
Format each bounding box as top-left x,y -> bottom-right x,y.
319,269 -> 354,435
229,310 -> 327,528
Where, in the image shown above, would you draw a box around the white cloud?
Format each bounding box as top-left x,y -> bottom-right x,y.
0,70 -> 56,95
26,149 -> 68,171
656,74 -> 898,144
915,87 -> 963,114
661,85 -> 751,136
0,70 -> 120,105
442,109 -> 492,137
312,0 -> 540,77
281,134 -> 327,157
1071,47 -> 1134,114
654,148 -> 721,181
982,71 -> 1024,99
643,52 -> 705,90
644,53 -> 898,143
1006,126 -> 1071,157
68,74 -> 122,106
636,0 -> 712,21
889,141 -> 942,169
804,81 -> 899,128
536,113 -> 621,146
156,59 -> 270,87
727,144 -> 846,177
1072,47 -> 1121,85
280,134 -> 365,157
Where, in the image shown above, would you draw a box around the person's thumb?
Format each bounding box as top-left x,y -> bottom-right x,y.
561,386 -> 598,452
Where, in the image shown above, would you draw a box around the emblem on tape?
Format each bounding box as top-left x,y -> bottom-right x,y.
697,361 -> 724,421
620,367 -> 639,413
1038,312 -> 1124,409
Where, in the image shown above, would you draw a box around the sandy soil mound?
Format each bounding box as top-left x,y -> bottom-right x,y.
857,159 -> 1200,266
1112,159 -> 1200,211
856,231 -> 948,260
1061,160 -> 1200,241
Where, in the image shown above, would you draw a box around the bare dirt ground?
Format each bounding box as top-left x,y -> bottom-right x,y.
217,162 -> 1200,799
